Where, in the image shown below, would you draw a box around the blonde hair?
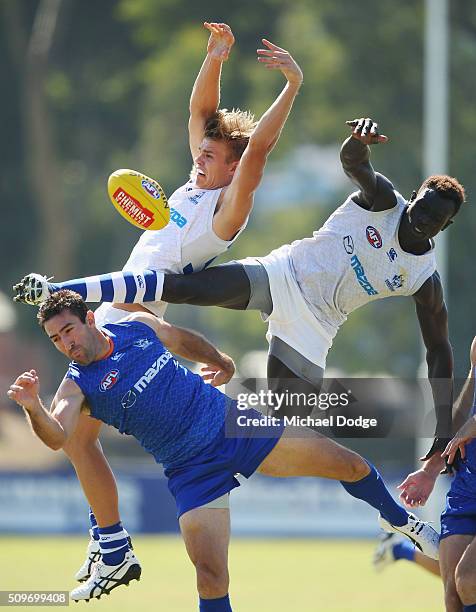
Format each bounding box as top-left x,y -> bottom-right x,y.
204,108 -> 257,161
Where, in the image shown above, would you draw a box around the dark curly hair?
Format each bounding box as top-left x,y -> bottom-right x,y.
419,175 -> 466,215
37,290 -> 88,328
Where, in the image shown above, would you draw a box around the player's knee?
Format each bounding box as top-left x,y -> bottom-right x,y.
441,572 -> 458,606
455,562 -> 476,605
444,590 -> 462,612
195,561 -> 229,598
63,433 -> 100,460
340,451 -> 369,482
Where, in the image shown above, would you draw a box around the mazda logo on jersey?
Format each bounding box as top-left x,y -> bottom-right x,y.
99,369 -> 120,392
366,226 -> 383,249
121,389 -> 137,409
343,235 -> 354,254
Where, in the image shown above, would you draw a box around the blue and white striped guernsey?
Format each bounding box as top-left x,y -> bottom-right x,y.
65,320 -> 228,469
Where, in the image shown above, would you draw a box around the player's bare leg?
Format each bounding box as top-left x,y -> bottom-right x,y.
433,534 -> 472,611
63,414 -> 139,588
256,428 -> 440,560
63,414 -> 120,526
180,507 -> 232,609
373,532 -> 440,575
66,418 -> 141,602
257,426 -> 368,480
414,550 -> 441,577
454,535 -> 476,609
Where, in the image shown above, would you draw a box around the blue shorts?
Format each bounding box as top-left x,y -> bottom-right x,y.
440,472 -> 476,540
164,402 -> 284,518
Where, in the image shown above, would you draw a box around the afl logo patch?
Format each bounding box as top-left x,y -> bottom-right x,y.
366,226 -> 383,249
100,369 -> 120,392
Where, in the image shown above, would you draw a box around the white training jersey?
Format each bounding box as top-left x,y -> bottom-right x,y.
289,190 -> 437,341
97,179 -> 243,323
124,179 -> 237,274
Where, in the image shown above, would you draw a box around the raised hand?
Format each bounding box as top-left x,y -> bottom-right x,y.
8,370 -> 41,412
346,118 -> 388,145
204,22 -> 235,61
257,39 -> 303,86
442,416 -> 476,465
396,468 -> 437,508
201,354 -> 235,387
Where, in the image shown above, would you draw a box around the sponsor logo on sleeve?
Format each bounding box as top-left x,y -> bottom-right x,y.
99,369 -> 120,392
111,352 -> 125,362
366,226 -> 383,249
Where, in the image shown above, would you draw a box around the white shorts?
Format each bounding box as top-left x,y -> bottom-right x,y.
255,244 -> 333,369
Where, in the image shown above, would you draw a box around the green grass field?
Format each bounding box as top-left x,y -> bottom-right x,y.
0,536 -> 443,611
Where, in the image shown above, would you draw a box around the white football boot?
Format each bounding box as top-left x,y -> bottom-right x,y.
373,532 -> 400,572
378,513 -> 439,560
13,273 -> 52,305
75,532 -> 134,582
70,550 -> 141,602
75,532 -> 102,582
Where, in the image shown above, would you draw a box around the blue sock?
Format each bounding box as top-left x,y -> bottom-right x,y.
463,605 -> 476,611
89,508 -> 99,541
340,462 -> 408,526
98,522 -> 129,566
393,539 -> 415,562
199,595 -> 232,611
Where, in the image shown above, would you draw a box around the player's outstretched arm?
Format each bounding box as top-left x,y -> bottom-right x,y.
8,373 -> 84,450
340,118 -> 395,211
400,335 -> 473,505
401,336 -> 474,505
397,465 -> 440,508
413,272 -> 454,459
443,414 -> 476,465
450,336 -> 476,432
126,313 -> 235,386
189,22 -> 235,159
213,40 -> 303,240
435,336 -> 476,466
